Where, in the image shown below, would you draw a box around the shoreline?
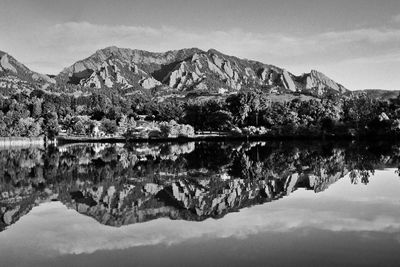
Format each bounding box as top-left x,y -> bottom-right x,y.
0,137 -> 45,149
1,133 -> 398,148
56,133 -> 353,145
57,135 -> 250,144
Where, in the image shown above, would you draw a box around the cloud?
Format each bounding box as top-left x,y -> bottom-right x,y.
393,14 -> 400,23
320,28 -> 400,44
14,21 -> 397,72
37,21 -> 312,62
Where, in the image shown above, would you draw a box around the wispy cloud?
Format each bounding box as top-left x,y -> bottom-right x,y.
320,28 -> 400,44
393,14 -> 400,23
26,21 -> 400,72
1,197 -> 400,256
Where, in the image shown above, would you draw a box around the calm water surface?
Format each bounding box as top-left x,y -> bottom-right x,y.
1,141 -> 400,267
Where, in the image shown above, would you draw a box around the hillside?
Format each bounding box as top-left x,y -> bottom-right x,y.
0,50 -> 55,94
352,89 -> 400,101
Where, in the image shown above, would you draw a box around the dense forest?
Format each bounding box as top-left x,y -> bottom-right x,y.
1,88 -> 400,139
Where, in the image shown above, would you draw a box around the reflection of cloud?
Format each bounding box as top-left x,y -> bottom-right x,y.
393,14 -> 400,23
1,196 -> 400,256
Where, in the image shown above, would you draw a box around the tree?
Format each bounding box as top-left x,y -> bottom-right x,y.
206,110 -> 233,131
0,111 -> 7,136
157,100 -> 184,121
73,120 -> 86,135
226,91 -> 268,126
342,94 -> 378,133
100,119 -> 118,135
27,120 -> 42,137
31,97 -> 42,118
183,103 -> 205,130
117,115 -> 129,135
43,112 -> 59,139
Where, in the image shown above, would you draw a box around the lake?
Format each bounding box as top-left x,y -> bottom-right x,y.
1,141 -> 400,267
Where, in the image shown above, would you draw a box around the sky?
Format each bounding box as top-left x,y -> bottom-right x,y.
0,0 -> 399,90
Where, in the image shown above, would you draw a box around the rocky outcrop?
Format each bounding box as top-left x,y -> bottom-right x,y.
303,70 -> 347,95
282,70 -> 296,91
260,67 -> 280,85
76,57 -> 157,89
140,77 -> 161,89
378,112 -> 390,121
0,54 -> 17,73
165,61 -> 202,89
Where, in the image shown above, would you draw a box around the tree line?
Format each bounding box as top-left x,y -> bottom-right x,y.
1,88 -> 400,138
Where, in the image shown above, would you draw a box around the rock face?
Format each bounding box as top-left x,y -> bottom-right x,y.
0,50 -> 55,93
56,46 -> 348,95
282,70 -> 296,92
302,70 -> 347,95
0,54 -> 17,73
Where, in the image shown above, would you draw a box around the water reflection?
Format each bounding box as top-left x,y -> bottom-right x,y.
1,141 -> 399,231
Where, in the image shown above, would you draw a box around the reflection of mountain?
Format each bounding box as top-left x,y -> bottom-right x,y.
1,141 -> 399,230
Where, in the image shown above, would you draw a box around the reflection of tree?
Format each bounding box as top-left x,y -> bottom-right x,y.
344,143 -> 392,185
1,141 -> 400,229
349,169 -> 374,185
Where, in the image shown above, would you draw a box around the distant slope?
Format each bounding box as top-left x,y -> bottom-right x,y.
353,89 -> 400,100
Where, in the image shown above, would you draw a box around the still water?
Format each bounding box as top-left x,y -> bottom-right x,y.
1,141 -> 400,266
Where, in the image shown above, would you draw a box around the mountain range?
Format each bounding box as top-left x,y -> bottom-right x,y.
1,46 -> 398,99
0,46 -> 352,97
